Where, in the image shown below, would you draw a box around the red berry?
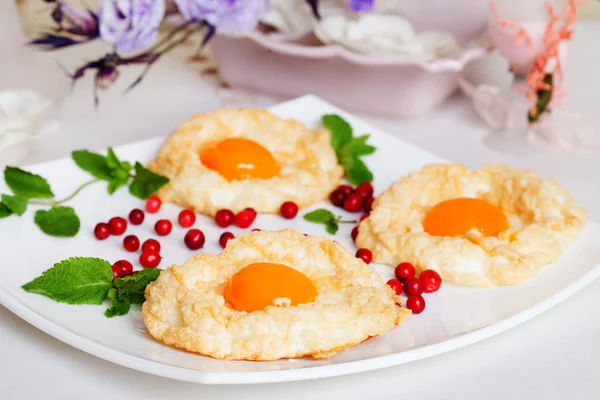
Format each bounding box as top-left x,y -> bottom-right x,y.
139,251 -> 161,268
403,277 -> 424,296
245,207 -> 257,217
351,226 -> 359,241
178,209 -> 196,228
184,229 -> 205,250
145,195 -> 161,213
329,189 -> 347,207
364,197 -> 375,213
387,279 -> 403,295
112,260 -> 133,277
419,269 -> 442,293
108,217 -> 127,236
395,262 -> 416,282
280,201 -> 299,219
128,208 -> 145,225
406,295 -> 426,314
360,213 -> 369,222
94,223 -> 110,240
355,182 -> 374,198
343,193 -> 363,212
235,209 -> 256,228
215,209 -> 234,228
111,265 -> 122,279
219,232 -> 234,248
355,248 -> 373,264
337,185 -> 354,196
123,235 -> 140,252
141,239 -> 161,253
154,219 -> 172,236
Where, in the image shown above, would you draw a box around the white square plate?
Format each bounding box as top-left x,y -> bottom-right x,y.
1,95 -> 599,384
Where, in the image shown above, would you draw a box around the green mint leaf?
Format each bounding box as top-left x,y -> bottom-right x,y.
0,202 -> 12,219
72,150 -> 112,181
113,268 -> 162,304
107,177 -> 128,195
105,147 -> 123,170
321,114 -> 376,186
325,219 -> 339,235
304,208 -> 340,235
104,148 -> 133,194
129,162 -> 169,199
322,114 -> 353,151
340,135 -> 376,156
105,288 -> 132,318
22,257 -> 113,305
304,208 -> 336,224
1,194 -> 27,216
4,166 -> 54,199
34,206 -> 80,237
106,148 -> 133,174
346,157 -> 373,185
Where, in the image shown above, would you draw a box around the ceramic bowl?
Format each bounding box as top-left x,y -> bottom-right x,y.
212,31 -> 486,118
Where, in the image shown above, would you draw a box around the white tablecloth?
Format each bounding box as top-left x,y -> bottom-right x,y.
2,22 -> 600,400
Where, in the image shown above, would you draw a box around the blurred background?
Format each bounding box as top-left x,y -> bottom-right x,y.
14,0 -> 600,37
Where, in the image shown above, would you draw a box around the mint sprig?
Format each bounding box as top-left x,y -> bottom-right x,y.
22,257 -> 162,318
1,147 -> 169,238
105,148 -> 133,194
322,114 -> 376,185
303,208 -> 357,235
105,268 -> 162,317
73,148 -> 168,199
129,162 -> 170,199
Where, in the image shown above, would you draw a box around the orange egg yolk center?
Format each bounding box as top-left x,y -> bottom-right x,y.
423,198 -> 509,237
224,263 -> 317,313
199,138 -> 280,181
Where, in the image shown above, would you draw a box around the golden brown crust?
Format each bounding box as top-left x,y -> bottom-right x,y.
142,229 -> 410,360
357,164 -> 586,287
149,109 -> 344,216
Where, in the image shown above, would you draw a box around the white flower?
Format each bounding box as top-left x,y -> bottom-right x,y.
0,90 -> 56,166
313,13 -> 460,60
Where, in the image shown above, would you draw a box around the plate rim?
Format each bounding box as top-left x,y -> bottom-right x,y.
2,263 -> 599,384
1,95 -> 599,384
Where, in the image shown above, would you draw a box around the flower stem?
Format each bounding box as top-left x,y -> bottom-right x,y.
149,20 -> 196,52
28,179 -> 100,207
124,24 -> 203,92
338,219 -> 358,224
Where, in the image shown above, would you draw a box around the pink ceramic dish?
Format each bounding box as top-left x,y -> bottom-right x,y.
212,31 -> 486,118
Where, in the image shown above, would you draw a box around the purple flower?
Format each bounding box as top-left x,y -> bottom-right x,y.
59,2 -> 99,37
349,0 -> 374,12
98,0 -> 166,54
97,65 -> 120,89
173,0 -> 268,34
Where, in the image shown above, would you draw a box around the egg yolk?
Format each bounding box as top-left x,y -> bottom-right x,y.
199,138 -> 280,181
423,198 -> 509,237
224,263 -> 317,313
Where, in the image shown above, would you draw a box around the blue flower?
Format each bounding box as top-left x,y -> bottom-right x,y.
98,0 -> 166,54
173,0 -> 268,34
349,0 -> 374,13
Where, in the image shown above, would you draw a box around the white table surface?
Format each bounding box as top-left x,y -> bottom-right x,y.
2,22 -> 600,400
